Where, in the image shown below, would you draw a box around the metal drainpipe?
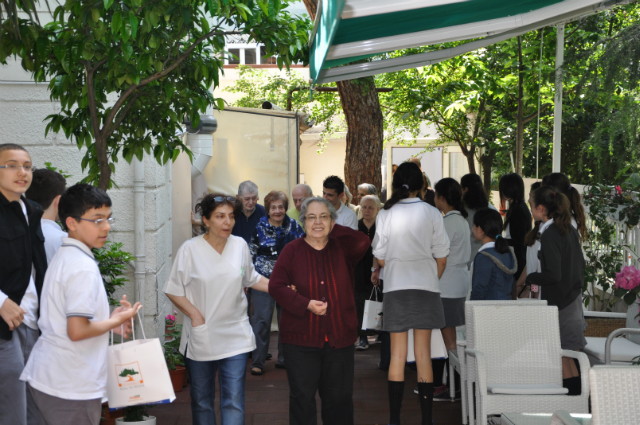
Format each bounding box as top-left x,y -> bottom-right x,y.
133,157 -> 145,335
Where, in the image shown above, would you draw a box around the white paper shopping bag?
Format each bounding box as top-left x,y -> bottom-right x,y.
362,287 -> 383,331
107,314 -> 176,410
406,329 -> 448,363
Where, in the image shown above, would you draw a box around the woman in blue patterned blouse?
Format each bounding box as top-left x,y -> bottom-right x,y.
249,190 -> 305,375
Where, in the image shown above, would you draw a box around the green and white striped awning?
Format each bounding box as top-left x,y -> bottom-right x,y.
310,0 -> 630,85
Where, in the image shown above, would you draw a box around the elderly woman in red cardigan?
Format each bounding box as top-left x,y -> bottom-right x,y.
269,196 -> 370,425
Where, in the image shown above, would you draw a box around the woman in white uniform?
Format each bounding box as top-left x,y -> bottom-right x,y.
164,194 -> 271,425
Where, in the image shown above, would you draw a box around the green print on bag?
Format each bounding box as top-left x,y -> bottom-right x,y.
119,368 -> 140,379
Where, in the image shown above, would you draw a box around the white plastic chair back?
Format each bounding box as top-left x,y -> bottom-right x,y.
590,365 -> 640,425
465,300 -> 547,378
471,305 -> 562,387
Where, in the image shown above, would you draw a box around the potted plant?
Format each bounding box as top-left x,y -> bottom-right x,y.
115,405 -> 156,424
164,315 -> 186,392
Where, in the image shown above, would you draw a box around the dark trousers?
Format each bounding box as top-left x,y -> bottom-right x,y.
283,342 -> 355,425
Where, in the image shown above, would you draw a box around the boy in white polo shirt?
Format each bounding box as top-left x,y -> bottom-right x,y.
20,183 -> 141,425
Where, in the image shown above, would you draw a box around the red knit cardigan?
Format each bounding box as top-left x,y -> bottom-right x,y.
269,224 -> 370,349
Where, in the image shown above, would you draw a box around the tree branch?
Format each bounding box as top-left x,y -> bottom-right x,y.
81,60 -> 103,140
102,28 -> 239,134
105,91 -> 142,137
522,103 -> 552,124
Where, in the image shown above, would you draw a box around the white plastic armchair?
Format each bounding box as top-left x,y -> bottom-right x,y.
459,300 -> 547,425
466,305 -> 590,425
589,365 -> 640,425
583,304 -> 640,365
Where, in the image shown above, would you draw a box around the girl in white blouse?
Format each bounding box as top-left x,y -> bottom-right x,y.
372,162 -> 450,425
164,194 -> 271,425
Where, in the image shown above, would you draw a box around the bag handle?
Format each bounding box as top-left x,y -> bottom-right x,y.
368,286 -> 381,302
109,305 -> 145,345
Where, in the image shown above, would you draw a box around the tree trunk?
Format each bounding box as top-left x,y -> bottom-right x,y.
96,136 -> 112,191
337,79 -> 384,196
515,36 -> 524,176
302,0 -> 384,197
481,148 -> 496,196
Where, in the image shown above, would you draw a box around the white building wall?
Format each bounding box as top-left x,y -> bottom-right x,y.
0,64 -> 173,339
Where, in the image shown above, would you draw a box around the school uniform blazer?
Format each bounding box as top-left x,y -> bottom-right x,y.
525,223 -> 584,310
0,193 -> 47,340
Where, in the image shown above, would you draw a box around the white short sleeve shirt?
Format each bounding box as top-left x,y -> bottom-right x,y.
439,211 -> 471,298
164,235 -> 262,361
335,202 -> 358,230
21,237 -> 110,400
41,219 -> 68,264
372,198 -> 450,293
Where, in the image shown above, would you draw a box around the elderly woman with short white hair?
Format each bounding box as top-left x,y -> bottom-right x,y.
269,197 -> 371,425
355,183 -> 378,219
354,195 -> 382,351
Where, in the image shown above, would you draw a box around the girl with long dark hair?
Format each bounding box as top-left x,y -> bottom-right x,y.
499,173 -> 531,294
372,162 -> 450,425
433,178 -> 470,400
525,186 -> 586,395
460,173 -> 497,264
541,173 -> 588,240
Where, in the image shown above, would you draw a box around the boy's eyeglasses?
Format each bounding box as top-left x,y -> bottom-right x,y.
214,197 -> 236,203
0,164 -> 36,172
77,217 -> 115,228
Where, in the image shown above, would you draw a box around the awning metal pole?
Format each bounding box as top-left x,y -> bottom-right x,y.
552,23 -> 564,173
536,28 -> 545,180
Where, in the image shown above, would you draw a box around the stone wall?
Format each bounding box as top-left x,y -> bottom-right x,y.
0,66 -> 173,339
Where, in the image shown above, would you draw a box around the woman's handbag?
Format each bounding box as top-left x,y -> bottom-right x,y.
406,328 -> 448,362
106,311 -> 176,410
362,287 -> 383,331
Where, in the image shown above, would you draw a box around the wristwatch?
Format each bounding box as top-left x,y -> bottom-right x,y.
371,267 -> 379,272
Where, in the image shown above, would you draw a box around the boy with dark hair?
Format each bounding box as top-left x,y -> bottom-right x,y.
21,183 -> 140,425
0,143 -> 48,425
322,175 -> 358,230
26,168 -> 67,263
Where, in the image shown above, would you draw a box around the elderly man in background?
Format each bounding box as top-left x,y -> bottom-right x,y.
354,183 -> 378,220
232,180 -> 267,243
232,180 -> 267,321
286,184 -> 313,225
322,175 -> 358,230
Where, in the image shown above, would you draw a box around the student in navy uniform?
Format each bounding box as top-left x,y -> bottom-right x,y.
0,143 -> 48,425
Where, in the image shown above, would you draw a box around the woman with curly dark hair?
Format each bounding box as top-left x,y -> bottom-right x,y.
164,193 -> 273,424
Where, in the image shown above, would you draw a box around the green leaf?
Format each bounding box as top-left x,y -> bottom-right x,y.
139,54 -> 150,71
149,10 -> 160,27
216,98 -> 224,110
129,13 -> 139,39
123,44 -> 133,61
112,11 -> 122,35
200,17 -> 210,34
91,9 -> 100,23
149,36 -> 157,49
165,83 -> 174,99
103,0 -> 114,10
154,60 -> 163,72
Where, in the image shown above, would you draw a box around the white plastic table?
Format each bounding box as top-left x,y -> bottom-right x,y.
501,412 -> 592,425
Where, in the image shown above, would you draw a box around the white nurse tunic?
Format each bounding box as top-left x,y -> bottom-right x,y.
163,235 -> 262,361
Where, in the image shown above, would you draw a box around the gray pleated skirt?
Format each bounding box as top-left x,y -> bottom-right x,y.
383,289 -> 445,332
558,294 -> 587,351
442,297 -> 466,328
